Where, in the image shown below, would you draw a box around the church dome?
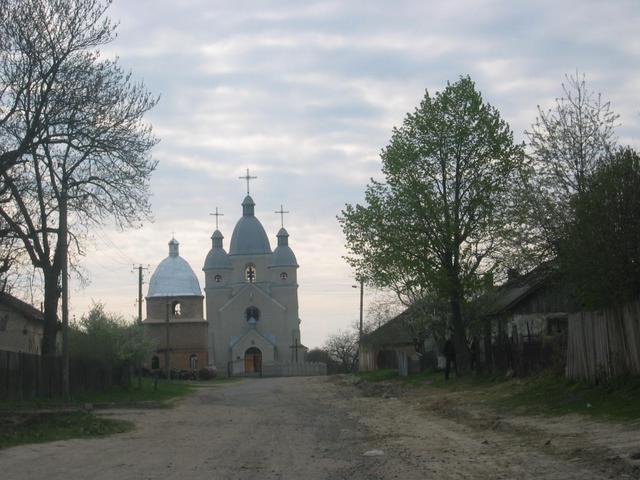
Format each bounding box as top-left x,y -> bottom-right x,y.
229,195 -> 272,256
148,238 -> 202,297
203,230 -> 232,270
271,227 -> 298,267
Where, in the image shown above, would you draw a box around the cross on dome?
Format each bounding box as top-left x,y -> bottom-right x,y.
239,168 -> 257,195
275,204 -> 290,228
209,207 -> 224,229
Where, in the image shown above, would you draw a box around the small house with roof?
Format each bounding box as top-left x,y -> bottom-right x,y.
0,292 -> 46,355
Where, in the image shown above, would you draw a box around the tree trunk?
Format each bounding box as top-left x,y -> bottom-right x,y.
41,268 -> 60,397
60,194 -> 70,400
450,296 -> 470,375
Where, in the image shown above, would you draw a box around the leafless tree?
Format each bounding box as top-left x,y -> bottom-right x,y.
324,330 -> 359,373
524,71 -> 619,254
0,0 -> 158,386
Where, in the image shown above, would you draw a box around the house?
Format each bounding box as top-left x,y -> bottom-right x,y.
360,303 -> 438,376
0,292 -> 45,355
481,265 -> 577,373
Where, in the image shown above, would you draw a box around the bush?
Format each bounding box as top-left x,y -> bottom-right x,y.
198,367 -> 217,380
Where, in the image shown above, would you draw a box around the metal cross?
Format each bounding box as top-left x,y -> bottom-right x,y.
209,207 -> 224,229
275,204 -> 290,228
239,168 -> 257,195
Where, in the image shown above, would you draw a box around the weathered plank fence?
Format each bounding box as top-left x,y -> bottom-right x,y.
0,350 -> 125,400
566,299 -> 640,382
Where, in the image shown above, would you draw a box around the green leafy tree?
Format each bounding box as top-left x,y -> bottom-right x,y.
558,147 -> 640,309
70,303 -> 154,387
339,76 -> 525,373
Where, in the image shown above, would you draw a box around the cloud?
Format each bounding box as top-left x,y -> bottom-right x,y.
67,0 -> 640,348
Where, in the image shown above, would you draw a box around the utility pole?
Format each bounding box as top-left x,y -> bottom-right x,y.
134,265 -> 148,324
352,279 -> 364,341
60,192 -> 70,400
359,278 -> 364,342
165,301 -> 171,380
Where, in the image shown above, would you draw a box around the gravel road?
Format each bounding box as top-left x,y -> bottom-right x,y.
0,376 -> 635,479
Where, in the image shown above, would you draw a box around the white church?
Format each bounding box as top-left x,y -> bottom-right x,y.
143,174 -> 314,377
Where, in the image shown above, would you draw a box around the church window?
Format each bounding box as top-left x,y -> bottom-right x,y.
245,264 -> 257,283
214,274 -> 222,283
245,306 -> 260,323
280,272 -> 288,280
189,354 -> 198,370
172,301 -> 182,317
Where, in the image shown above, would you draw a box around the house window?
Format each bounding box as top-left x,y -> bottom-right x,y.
172,301 -> 182,317
214,274 -> 222,283
245,264 -> 257,283
546,316 -> 568,335
0,314 -> 8,331
280,272 -> 288,280
151,356 -> 160,369
189,354 -> 198,370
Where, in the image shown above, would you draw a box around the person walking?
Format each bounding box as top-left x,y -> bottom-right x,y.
443,337 -> 457,380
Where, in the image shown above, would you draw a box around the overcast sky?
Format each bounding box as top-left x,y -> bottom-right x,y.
68,0 -> 640,348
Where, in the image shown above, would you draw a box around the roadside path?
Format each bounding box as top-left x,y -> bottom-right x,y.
0,376 -> 629,479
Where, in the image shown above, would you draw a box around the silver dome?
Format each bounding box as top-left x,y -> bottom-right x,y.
147,239 -> 202,297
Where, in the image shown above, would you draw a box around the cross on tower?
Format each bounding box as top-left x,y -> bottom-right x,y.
209,207 -> 224,229
275,204 -> 290,228
239,168 -> 257,195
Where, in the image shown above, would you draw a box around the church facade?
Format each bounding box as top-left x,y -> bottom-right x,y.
143,187 -> 305,376
204,194 -> 303,375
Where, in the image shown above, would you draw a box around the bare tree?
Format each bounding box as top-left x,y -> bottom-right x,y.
324,330 -> 359,373
0,0 -> 158,393
525,71 -> 619,254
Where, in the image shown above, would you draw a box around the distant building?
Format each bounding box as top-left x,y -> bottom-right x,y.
144,238 -> 208,372
143,186 -> 308,376
0,292 -> 45,355
204,194 -> 304,375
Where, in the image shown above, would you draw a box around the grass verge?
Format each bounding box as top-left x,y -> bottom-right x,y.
0,412 -> 133,450
0,377 -> 195,411
357,369 -> 640,420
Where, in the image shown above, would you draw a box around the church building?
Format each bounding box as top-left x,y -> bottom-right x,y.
204,193 -> 303,375
143,173 -> 305,376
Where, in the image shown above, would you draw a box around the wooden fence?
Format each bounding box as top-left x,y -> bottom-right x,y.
0,350 -> 125,400
566,299 -> 640,382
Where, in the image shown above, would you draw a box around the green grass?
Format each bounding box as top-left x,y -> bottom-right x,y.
358,369 -> 640,420
0,377 -> 195,411
357,369 -> 399,382
0,412 -> 133,449
492,373 -> 640,420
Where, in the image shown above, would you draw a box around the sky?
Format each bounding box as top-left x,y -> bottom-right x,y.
67,0 -> 640,348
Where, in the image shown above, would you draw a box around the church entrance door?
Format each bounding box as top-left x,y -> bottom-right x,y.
244,347 -> 262,374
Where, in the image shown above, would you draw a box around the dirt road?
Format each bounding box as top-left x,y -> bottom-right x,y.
1,376 -> 638,479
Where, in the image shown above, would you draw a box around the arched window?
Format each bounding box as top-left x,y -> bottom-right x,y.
245,306 -> 260,323
280,272 -> 288,280
244,264 -> 256,283
214,274 -> 222,283
172,301 -> 181,317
